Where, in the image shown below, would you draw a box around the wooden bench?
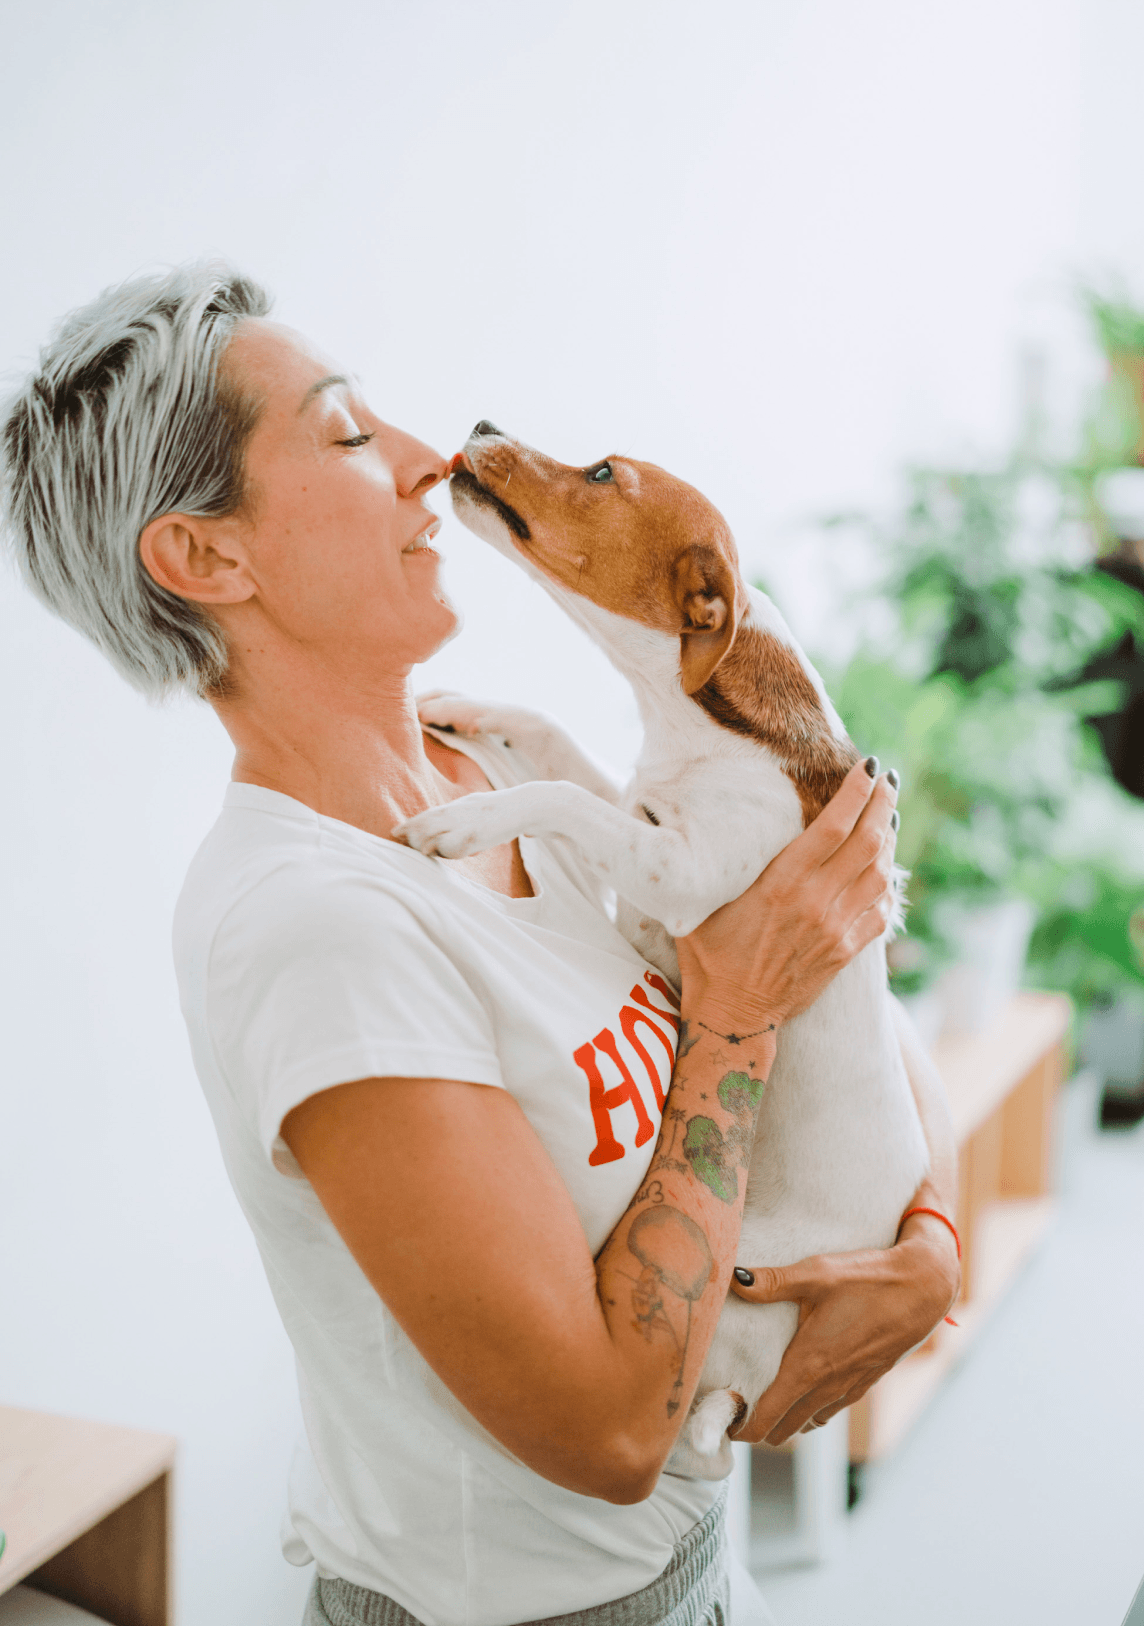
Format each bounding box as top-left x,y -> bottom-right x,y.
0,1408 -> 175,1626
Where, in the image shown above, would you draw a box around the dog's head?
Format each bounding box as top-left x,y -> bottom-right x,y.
449,423 -> 745,694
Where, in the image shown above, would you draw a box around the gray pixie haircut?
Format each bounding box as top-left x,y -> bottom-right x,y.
0,262 -> 271,698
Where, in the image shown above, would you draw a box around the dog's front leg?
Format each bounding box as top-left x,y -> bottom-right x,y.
417,691 -> 621,803
396,783 -> 721,934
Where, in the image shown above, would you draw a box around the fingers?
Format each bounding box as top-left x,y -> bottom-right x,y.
835,859 -> 897,956
816,773 -> 897,901
777,1364 -> 889,1442
727,1248 -> 899,1443
839,894 -> 895,961
736,1351 -> 831,1443
833,818 -> 896,915
787,757 -> 880,871
799,1380 -> 877,1433
728,1256 -> 835,1304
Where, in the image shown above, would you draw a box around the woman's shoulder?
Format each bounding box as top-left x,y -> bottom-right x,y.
173,783 -> 436,971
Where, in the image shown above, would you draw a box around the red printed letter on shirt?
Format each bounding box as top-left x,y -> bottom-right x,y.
575,1027 -> 656,1166
644,971 -> 681,1010
630,977 -> 681,1033
619,1004 -> 675,1111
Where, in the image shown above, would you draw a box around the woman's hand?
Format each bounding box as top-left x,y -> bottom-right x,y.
676,756 -> 899,1032
727,1219 -> 961,1445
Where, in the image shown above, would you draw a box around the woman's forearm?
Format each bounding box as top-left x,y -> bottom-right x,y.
592,1002 -> 778,1491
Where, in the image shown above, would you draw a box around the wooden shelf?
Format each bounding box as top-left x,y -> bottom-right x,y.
932,991 -> 1071,1143
849,992 -> 1070,1464
0,1408 -> 175,1626
849,1197 -> 1055,1461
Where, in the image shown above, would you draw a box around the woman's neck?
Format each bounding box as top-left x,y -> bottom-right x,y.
214,657 -> 458,842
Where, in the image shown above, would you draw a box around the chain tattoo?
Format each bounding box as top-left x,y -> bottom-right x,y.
695,1018 -> 776,1045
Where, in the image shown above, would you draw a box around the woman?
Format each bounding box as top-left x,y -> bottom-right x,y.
2,265 -> 960,1625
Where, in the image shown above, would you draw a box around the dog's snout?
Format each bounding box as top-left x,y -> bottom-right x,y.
472,419 -> 503,439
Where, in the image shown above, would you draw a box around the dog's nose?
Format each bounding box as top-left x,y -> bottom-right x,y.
472,420 -> 503,439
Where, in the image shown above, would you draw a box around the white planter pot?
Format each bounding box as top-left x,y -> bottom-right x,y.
1081,994 -> 1144,1086
933,898 -> 1038,1039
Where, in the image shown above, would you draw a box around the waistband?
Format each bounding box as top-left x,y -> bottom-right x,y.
311,1484 -> 729,1626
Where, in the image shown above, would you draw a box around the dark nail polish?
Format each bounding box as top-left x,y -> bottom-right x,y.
891,810 -> 900,831
886,768 -> 900,791
733,1267 -> 755,1287
864,755 -> 879,778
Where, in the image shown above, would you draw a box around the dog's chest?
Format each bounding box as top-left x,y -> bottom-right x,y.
624,749 -> 806,876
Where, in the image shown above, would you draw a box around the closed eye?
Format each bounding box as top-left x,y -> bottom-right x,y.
335,431 -> 375,449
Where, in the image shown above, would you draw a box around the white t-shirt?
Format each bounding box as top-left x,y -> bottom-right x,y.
173,732 -> 719,1626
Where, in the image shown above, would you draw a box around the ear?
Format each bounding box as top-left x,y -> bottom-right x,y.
139,513 -> 255,605
674,546 -> 740,694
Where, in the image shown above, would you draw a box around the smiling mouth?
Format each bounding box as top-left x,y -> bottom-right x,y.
402,521 -> 441,554
450,467 -> 531,542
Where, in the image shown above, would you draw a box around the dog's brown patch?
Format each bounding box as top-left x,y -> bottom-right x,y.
695,624 -> 859,823
454,433 -> 856,822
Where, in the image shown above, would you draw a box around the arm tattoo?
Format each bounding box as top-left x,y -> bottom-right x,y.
626,1205 -> 715,1415
676,1018 -> 702,1060
696,1019 -> 776,1045
682,1070 -> 767,1205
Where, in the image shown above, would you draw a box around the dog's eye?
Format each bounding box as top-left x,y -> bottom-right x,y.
588,462 -> 613,484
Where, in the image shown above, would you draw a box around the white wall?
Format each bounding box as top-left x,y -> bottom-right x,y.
0,3 -> 1110,1622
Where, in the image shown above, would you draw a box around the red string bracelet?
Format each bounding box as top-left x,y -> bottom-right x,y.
897,1205 -> 962,1327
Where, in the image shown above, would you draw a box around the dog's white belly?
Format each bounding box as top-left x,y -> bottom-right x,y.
667,944 -> 930,1480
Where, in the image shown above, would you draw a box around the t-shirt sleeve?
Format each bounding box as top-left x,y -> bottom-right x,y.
207,864 -> 505,1175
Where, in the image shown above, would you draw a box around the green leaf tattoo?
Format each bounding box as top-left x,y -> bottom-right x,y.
681,1071 -> 767,1203
682,1116 -> 738,1203
718,1070 -> 766,1119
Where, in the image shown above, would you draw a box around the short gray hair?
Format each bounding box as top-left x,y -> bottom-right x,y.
1,262 -> 271,698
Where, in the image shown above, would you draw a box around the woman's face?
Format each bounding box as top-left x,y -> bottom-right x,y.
221,318 -> 457,680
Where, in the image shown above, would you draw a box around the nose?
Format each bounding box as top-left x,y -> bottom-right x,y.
471,419 -> 503,439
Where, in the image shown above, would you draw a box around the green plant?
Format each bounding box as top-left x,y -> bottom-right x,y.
1078,289 -> 1144,519
1084,290 -> 1144,358
811,464 -> 1144,1004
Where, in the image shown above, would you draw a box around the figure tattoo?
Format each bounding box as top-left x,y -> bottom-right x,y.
626,1205 -> 715,1415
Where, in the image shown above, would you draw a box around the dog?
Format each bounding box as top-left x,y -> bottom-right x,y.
398,424 -> 929,1479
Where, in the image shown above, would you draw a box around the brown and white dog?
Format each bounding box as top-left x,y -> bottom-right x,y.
398,424 -> 929,1479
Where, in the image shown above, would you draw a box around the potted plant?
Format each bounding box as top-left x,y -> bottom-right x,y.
811,459 -> 1144,1043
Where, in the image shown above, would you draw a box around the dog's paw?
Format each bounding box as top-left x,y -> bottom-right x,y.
395,791 -> 515,859
417,690 -> 517,740
688,1388 -> 743,1460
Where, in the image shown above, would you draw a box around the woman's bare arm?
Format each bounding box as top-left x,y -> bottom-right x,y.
282,760 -> 898,1503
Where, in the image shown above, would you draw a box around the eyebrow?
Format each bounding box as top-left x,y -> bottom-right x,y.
297,373 -> 352,415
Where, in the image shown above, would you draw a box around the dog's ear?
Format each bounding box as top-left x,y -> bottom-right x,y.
674,545 -> 740,694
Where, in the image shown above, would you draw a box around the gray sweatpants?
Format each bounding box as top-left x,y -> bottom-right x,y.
302,1488 -> 734,1626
